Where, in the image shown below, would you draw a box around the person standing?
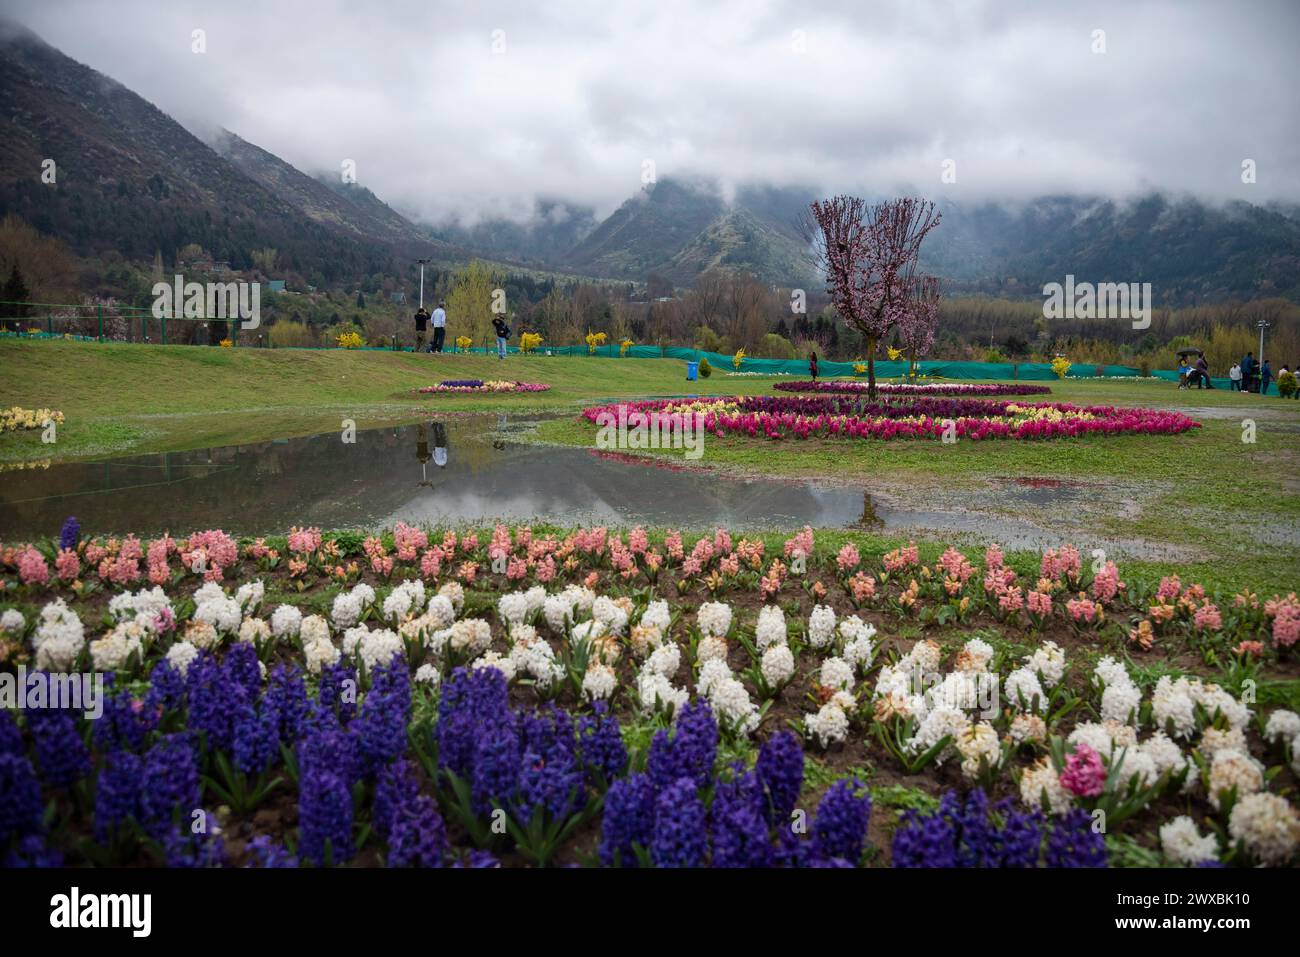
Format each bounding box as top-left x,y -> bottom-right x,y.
431,300 -> 447,353
1261,359 -> 1273,397
432,421 -> 448,468
1195,353 -> 1210,389
1241,352 -> 1256,392
492,314 -> 511,360
1229,362 -> 1242,391
809,350 -> 819,382
415,423 -> 433,487
413,306 -> 429,353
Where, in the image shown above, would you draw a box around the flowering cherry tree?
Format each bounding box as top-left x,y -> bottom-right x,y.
897,274 -> 940,381
807,196 -> 941,398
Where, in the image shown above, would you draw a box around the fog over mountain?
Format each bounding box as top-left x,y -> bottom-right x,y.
4,0 -> 1298,235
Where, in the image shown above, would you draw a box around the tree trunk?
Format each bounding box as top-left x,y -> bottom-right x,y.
908,347 -> 918,380
867,335 -> 878,400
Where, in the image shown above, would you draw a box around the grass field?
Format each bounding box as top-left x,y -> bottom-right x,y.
0,339 -> 777,460
3,338 -> 1298,592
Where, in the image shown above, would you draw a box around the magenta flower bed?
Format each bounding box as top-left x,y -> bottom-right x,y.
581,395 -> 1201,441
418,380 -> 550,394
774,381 -> 1052,397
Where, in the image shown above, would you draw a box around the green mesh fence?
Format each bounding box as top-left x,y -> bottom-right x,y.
4,312 -> 1267,388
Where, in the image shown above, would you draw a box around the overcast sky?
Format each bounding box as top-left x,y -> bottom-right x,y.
6,0 -> 1298,225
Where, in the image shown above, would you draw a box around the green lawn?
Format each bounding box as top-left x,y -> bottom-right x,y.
3,338 -> 1298,592
0,338 -> 765,460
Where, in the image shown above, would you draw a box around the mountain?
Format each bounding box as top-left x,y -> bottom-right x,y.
207,128 -> 437,252
0,20 -> 420,286
563,179 -> 727,279
921,195 -> 1300,303
426,199 -> 600,270
2,19 -> 1296,304
546,179 -> 1300,301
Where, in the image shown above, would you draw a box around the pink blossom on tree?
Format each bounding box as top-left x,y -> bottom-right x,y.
806,196 -> 941,398
897,274 -> 940,380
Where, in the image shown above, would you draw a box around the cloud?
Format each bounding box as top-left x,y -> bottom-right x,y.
6,0 -> 1299,225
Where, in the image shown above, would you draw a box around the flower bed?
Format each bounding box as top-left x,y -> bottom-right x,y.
775,381 -> 1052,397
2,406 -> 65,433
0,519 -> 1296,869
418,380 -> 550,394
582,395 -> 1200,441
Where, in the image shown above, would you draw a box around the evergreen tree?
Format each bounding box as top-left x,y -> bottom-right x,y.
2,264 -> 31,331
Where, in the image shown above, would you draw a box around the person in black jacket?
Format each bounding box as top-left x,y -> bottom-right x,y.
492,315 -> 510,360
413,307 -> 429,353
809,350 -> 819,381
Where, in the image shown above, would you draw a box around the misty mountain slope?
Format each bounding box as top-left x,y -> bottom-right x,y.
425,199 -> 600,270
208,127 -> 435,252
563,178 -> 726,278
0,21 -> 404,282
662,206 -> 815,287
922,195 -> 1300,302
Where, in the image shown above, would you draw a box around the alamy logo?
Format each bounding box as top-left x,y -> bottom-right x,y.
1042,275 -> 1151,329
50,887 -> 151,937
594,403 -> 705,460
0,666 -> 102,719
152,274 -> 260,329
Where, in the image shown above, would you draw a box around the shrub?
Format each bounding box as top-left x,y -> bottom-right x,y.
268,321 -> 313,348
1051,356 -> 1072,379
756,333 -> 795,360
984,348 -> 1006,364
698,357 -> 712,378
694,326 -> 724,353
1279,370 -> 1298,398
1138,359 -> 1152,377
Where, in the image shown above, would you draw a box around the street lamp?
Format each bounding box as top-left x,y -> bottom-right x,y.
416,258 -> 431,309
1258,319 -> 1271,395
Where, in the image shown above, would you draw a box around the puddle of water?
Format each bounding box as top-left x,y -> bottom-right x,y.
0,418 -> 1223,559
0,418 -> 867,538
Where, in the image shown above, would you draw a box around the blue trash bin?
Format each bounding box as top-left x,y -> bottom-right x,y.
686,360 -> 699,381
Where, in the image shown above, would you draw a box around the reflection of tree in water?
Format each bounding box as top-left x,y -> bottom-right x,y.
858,491 -> 883,528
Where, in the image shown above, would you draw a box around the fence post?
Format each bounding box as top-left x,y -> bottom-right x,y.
47,315 -> 53,335
97,304 -> 103,341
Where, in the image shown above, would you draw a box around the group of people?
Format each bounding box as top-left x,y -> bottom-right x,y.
1228,352 -> 1286,395
412,302 -> 447,353
1178,352 -> 1212,389
412,303 -> 513,359
1178,351 -> 1294,396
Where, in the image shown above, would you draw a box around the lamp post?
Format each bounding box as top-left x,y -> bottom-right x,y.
416,258 -> 430,309
1258,319 -> 1271,395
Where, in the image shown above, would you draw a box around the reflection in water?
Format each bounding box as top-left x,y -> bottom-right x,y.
858,491 -> 883,528
0,418 -> 867,538
414,423 -> 449,487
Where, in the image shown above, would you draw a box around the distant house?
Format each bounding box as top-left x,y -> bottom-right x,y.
390,291 -> 406,304
210,261 -> 232,274
266,280 -> 287,293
